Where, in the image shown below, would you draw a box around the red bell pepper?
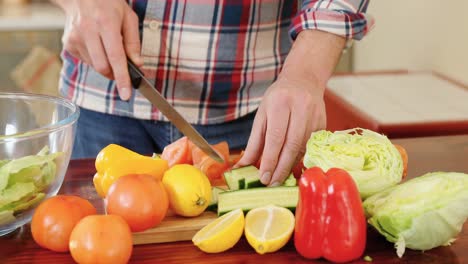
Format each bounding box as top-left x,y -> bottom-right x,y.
294,167 -> 366,263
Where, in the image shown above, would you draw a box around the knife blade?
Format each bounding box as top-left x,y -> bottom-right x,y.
127,59 -> 225,163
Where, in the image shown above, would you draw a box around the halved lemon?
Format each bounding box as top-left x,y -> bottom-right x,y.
244,204 -> 295,254
192,208 -> 244,253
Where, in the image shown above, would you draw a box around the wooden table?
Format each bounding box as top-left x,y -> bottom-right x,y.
1,135 -> 468,263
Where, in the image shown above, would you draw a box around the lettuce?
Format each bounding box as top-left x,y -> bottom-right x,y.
304,128 -> 403,199
363,172 -> 468,257
0,146 -> 62,224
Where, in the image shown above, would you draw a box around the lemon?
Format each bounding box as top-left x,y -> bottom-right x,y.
192,208 -> 244,253
244,204 -> 295,254
163,164 -> 212,217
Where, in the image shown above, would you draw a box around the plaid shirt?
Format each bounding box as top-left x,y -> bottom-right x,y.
60,0 -> 373,125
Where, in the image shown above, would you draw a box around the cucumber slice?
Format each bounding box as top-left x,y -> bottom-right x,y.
239,166 -> 265,189
206,186 -> 227,212
282,173 -> 297,187
217,186 -> 298,216
226,166 -> 264,190
224,171 -> 245,190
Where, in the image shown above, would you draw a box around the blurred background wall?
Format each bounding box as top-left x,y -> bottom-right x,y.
353,0 -> 468,84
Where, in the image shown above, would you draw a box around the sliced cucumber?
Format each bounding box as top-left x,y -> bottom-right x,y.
282,173 -> 297,187
217,186 -> 298,216
238,166 -> 265,189
225,165 -> 264,190
224,171 -> 244,190
206,186 -> 227,212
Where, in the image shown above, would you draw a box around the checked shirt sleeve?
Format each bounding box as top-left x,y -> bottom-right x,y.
289,0 -> 374,41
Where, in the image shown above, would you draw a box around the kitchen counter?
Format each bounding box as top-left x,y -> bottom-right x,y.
0,134 -> 467,263
325,71 -> 468,138
0,2 -> 65,31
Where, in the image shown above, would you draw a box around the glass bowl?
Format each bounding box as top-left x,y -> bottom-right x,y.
0,92 -> 79,236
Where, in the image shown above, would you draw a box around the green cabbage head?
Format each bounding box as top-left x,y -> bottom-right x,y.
304,128 -> 403,198
363,172 -> 468,257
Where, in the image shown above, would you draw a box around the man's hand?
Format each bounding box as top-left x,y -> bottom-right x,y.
52,0 -> 142,100
236,30 -> 346,186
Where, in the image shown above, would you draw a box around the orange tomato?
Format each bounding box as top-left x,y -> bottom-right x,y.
192,141 -> 230,185
105,174 -> 169,232
69,215 -> 133,264
161,136 -> 193,167
31,195 -> 96,252
394,144 -> 408,178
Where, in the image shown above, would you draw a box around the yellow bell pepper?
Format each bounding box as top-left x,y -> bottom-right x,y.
93,144 -> 169,198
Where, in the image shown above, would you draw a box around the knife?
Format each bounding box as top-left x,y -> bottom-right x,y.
127,59 -> 225,163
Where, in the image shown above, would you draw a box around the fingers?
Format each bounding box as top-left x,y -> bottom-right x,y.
100,15 -> 132,101
268,107 -> 307,186
123,7 -> 143,66
63,19 -> 92,65
258,98 -> 290,186
83,28 -> 113,79
235,107 -> 266,168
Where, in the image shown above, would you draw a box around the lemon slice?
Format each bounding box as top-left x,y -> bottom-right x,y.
244,204 -> 295,254
192,208 -> 244,253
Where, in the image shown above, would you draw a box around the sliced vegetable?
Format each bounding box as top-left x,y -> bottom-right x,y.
224,171 -> 242,190
0,146 -> 62,224
224,166 -> 263,190
304,128 -> 405,199
282,174 -> 297,187
294,167 -> 366,263
0,210 -> 14,225
217,187 -> 298,216
206,187 -> 227,212
192,141 -> 230,185
161,136 -> 193,167
0,146 -> 61,191
363,171 -> 468,257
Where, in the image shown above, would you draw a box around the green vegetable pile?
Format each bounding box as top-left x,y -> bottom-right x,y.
0,146 -> 62,225
363,171 -> 468,257
304,128 -> 403,199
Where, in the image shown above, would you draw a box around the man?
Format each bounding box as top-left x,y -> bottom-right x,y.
52,0 -> 373,186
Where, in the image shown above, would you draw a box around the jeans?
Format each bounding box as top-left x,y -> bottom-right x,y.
72,108 -> 256,159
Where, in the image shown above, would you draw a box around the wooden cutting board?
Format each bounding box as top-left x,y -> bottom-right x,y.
131,209 -> 218,245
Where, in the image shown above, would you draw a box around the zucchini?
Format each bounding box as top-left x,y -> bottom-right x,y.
206,186 -> 227,212
217,186 -> 298,216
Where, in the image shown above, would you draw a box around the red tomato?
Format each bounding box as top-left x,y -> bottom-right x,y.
31,195 -> 96,252
105,174 -> 169,232
229,150 -> 244,167
192,141 -> 230,184
69,215 -> 133,264
161,136 -> 192,167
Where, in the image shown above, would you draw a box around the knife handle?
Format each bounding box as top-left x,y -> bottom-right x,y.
127,59 -> 143,89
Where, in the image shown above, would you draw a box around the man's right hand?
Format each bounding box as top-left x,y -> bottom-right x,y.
53,0 -> 143,101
